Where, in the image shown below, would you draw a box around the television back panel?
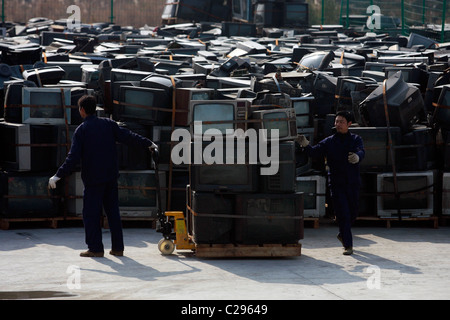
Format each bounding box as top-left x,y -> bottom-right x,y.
295,175 -> 326,218
261,141 -> 296,193
190,191 -> 235,244
235,193 -> 304,245
376,171 -> 434,218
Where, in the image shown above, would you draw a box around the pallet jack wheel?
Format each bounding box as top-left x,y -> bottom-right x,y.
158,238 -> 175,255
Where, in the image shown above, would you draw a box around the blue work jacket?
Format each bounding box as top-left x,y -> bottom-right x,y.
56,115 -> 153,186
305,132 -> 365,187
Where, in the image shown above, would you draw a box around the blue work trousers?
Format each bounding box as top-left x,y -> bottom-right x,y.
330,184 -> 359,248
82,180 -> 124,253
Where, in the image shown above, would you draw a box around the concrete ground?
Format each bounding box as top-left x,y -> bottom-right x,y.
0,223 -> 449,300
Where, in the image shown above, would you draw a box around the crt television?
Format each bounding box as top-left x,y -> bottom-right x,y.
116,86 -> 171,124
290,95 -> 315,129
0,171 -> 62,218
295,175 -> 327,218
0,122 -> 61,172
234,192 -> 304,245
433,84 -> 450,129
443,173 -> 450,216
189,99 -> 250,137
261,141 -> 296,193
175,87 -> 215,126
22,87 -> 72,125
283,2 -> 309,28
251,108 -> 297,141
376,171 -> 434,218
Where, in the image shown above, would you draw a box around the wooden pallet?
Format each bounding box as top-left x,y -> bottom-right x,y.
304,217 -> 320,228
356,216 -> 439,228
0,216 -> 81,230
194,243 -> 302,258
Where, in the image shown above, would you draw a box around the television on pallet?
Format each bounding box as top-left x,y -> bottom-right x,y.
22,87 -> 72,125
295,175 -> 326,218
67,170 -> 166,217
376,171 -> 434,218
0,171 -> 62,218
189,99 -> 250,138
290,95 -> 315,129
0,122 -> 61,172
152,126 -> 188,171
261,141 -> 296,193
189,141 -> 259,193
190,191 -> 235,244
251,108 -> 297,141
174,87 -> 215,127
234,192 -> 304,245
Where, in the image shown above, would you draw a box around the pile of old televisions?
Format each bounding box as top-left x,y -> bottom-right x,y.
0,15 -> 449,229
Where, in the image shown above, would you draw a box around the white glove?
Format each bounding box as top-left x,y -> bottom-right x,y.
48,175 -> 61,189
296,134 -> 310,147
348,152 -> 359,164
149,142 -> 158,152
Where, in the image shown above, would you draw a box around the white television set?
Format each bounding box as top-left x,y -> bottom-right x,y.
290,95 -> 314,129
251,108 -> 297,141
22,87 -> 72,125
376,171 -> 434,218
295,175 -> 326,218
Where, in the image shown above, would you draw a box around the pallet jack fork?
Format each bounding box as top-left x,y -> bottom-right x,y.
152,149 -> 195,255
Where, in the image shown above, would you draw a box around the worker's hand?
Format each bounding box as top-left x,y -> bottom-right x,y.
48,175 -> 61,189
149,142 -> 158,153
348,152 -> 359,164
296,134 -> 309,147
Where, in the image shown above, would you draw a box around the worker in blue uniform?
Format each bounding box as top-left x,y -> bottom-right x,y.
297,111 -> 365,255
48,95 -> 158,258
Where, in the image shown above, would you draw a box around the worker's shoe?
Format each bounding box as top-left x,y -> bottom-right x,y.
80,250 -> 104,257
343,247 -> 353,255
109,250 -> 124,257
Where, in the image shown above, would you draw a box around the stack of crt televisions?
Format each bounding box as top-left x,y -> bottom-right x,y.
186,95 -> 304,245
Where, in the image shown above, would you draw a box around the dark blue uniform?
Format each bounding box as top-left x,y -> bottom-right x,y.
305,132 -> 365,248
56,115 -> 154,253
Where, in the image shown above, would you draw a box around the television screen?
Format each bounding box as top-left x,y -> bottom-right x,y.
251,108 -> 297,141
376,171 -> 434,217
284,3 -> 308,28
189,141 -> 258,193
221,22 -> 256,37
235,193 -> 304,244
22,87 -> 72,125
0,171 -> 62,218
291,96 -> 314,128
295,175 -> 327,218
117,86 -> 170,124
118,170 -> 166,217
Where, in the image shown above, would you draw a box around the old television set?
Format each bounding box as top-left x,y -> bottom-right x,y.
110,68 -> 153,84
283,2 -> 309,28
251,108 -> 297,141
253,2 -> 283,28
0,171 -> 62,218
0,122 -> 61,172
3,80 -> 37,123
189,141 -> 259,193
349,126 -> 401,171
295,175 -> 326,218
359,71 -> 425,132
398,126 -> 435,171
22,87 -> 72,125
443,173 -> 450,216
261,141 -> 296,193
221,22 -> 256,37
335,77 -> 367,112
47,61 -> 93,82
116,121 -> 152,170
433,84 -> 450,129
189,99 -> 250,138
116,86 -> 171,124
291,95 -> 315,129
152,125 -> 187,171
312,72 -> 337,115
384,66 -> 423,85
234,193 -> 304,244
376,171 -> 434,218
190,191 -> 235,244
174,87 -> 215,126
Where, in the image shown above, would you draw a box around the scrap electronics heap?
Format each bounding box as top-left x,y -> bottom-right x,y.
0,1 -> 449,255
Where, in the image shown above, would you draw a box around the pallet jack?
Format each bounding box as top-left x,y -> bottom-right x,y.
152,148 -> 195,255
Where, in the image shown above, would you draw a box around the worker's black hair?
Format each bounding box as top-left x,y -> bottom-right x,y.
336,110 -> 353,123
78,95 -> 97,115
